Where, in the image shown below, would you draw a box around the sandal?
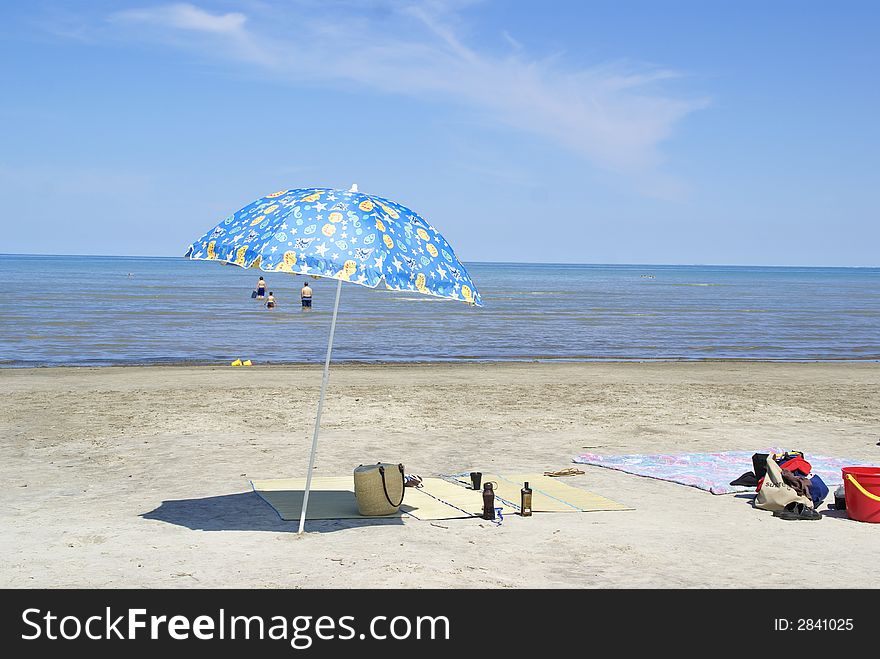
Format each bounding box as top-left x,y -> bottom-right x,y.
772,502 -> 822,520
543,468 -> 585,477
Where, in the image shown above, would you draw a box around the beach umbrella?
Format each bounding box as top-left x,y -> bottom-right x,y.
185,184 -> 481,533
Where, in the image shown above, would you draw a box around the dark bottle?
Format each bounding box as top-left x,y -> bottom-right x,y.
521,481 -> 533,517
482,482 -> 496,520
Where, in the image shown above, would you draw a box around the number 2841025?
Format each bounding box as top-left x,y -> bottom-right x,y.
774,619 -> 853,631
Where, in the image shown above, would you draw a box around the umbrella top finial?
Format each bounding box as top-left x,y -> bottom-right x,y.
349,183 -> 358,193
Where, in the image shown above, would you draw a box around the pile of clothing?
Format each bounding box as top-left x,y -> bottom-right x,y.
730,451 -> 829,520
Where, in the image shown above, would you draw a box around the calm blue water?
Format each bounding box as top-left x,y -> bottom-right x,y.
1,255 -> 878,366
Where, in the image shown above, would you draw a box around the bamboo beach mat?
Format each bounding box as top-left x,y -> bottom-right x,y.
477,474 -> 632,513
250,476 -> 514,521
251,473 -> 630,521
251,476 -> 363,520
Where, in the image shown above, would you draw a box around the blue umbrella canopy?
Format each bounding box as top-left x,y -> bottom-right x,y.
185,186 -> 481,306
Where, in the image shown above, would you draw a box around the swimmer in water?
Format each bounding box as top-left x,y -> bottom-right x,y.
255,276 -> 266,299
266,291 -> 276,309
301,281 -> 313,311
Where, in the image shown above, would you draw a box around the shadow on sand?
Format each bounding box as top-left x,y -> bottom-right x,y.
141,491 -> 405,534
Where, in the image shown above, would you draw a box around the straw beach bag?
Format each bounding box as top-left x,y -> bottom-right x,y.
754,455 -> 813,511
353,463 -> 406,516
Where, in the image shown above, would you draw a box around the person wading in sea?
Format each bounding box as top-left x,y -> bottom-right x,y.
301,281 -> 313,311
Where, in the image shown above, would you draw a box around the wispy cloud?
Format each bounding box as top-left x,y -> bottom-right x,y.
102,1 -> 705,185
108,2 -> 276,66
112,3 -> 247,35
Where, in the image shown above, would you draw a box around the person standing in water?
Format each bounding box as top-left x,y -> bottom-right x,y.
265,291 -> 276,309
255,276 -> 267,299
301,281 -> 313,311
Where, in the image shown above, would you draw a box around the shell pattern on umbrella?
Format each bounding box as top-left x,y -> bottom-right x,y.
185,187 -> 481,306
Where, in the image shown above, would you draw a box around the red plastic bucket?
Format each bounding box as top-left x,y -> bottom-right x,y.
842,467 -> 880,523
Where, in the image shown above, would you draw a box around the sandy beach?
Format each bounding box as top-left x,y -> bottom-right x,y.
2,361 -> 878,589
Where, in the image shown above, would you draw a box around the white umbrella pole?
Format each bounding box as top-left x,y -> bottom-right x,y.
297,277 -> 344,534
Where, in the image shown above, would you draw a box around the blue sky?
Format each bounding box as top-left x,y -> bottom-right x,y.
1,0 -> 877,266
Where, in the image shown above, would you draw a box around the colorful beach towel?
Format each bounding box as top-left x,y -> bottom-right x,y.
573,451 -> 861,495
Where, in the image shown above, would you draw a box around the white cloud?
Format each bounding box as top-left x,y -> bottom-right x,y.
104,1 -> 706,181
112,3 -> 247,35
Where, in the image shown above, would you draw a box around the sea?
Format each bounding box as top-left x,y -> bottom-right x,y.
1,254 -> 878,367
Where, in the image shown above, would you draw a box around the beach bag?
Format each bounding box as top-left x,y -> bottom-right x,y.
752,452 -> 770,483
251,290 -> 258,298
754,455 -> 813,511
354,463 -> 405,516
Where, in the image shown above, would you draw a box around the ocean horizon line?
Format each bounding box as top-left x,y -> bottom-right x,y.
1,252 -> 878,270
